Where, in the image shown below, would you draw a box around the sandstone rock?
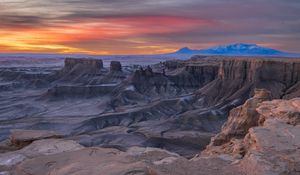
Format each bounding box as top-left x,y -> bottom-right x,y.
196,57 -> 300,106
110,61 -> 122,72
204,89 -> 271,154
203,96 -> 300,175
19,139 -> 84,158
0,139 -> 83,170
0,153 -> 26,167
10,129 -> 62,147
14,144 -> 246,175
256,98 -> 300,125
241,118 -> 300,175
64,58 -> 103,72
16,147 -> 154,175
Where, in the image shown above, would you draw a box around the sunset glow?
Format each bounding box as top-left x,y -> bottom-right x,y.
0,0 -> 299,54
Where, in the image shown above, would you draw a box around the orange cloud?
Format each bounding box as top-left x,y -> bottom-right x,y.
0,16 -> 215,54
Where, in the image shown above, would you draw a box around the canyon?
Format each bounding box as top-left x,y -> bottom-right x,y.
0,56 -> 299,174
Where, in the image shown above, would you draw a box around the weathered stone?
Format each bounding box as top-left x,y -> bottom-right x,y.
0,153 -> 26,167
10,129 -> 62,147
204,89 -> 271,153
241,119 -> 300,175
16,147 -> 153,175
204,96 -> 300,175
256,98 -> 300,125
0,139 -> 83,169
19,139 -> 84,158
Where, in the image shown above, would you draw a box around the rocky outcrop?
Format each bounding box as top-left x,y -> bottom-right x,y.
61,58 -> 103,76
203,90 -> 300,175
10,129 -> 62,148
64,58 -> 103,71
0,130 -> 83,173
241,119 -> 300,175
15,147 -> 165,175
110,61 -> 122,72
205,89 -> 271,150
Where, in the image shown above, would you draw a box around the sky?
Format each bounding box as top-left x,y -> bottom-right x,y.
0,0 -> 300,55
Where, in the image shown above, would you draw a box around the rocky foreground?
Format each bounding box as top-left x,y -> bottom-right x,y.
0,89 -> 299,175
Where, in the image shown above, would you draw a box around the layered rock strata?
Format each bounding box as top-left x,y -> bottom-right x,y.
64,58 -> 103,71
204,90 -> 300,175
196,57 -> 300,106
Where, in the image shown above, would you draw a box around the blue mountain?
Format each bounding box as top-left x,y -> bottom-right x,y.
174,43 -> 299,57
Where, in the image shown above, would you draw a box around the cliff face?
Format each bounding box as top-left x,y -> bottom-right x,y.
131,66 -> 169,94
168,64 -> 219,89
62,58 -> 103,76
196,57 -> 300,106
219,59 -> 300,86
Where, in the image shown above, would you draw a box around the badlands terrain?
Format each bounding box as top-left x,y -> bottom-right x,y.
0,55 -> 300,174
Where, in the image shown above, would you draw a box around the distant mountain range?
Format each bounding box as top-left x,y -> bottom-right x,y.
0,43 -> 299,59
172,43 -> 300,57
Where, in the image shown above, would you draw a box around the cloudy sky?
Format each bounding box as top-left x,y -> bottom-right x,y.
0,0 -> 299,54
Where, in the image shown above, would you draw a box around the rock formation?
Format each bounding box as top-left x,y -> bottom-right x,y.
131,66 -> 169,94
110,61 -> 122,72
63,58 -> 103,72
60,58 -> 103,77
203,90 -> 300,175
10,129 -> 62,148
205,89 -> 271,151
196,57 -> 300,106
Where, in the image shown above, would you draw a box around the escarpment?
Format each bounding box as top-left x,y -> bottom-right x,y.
196,57 -> 300,106
167,64 -> 219,89
46,59 -> 128,97
63,58 -> 103,73
131,66 -> 170,94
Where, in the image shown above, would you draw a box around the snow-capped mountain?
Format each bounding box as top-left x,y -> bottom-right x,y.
173,43 -> 299,57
